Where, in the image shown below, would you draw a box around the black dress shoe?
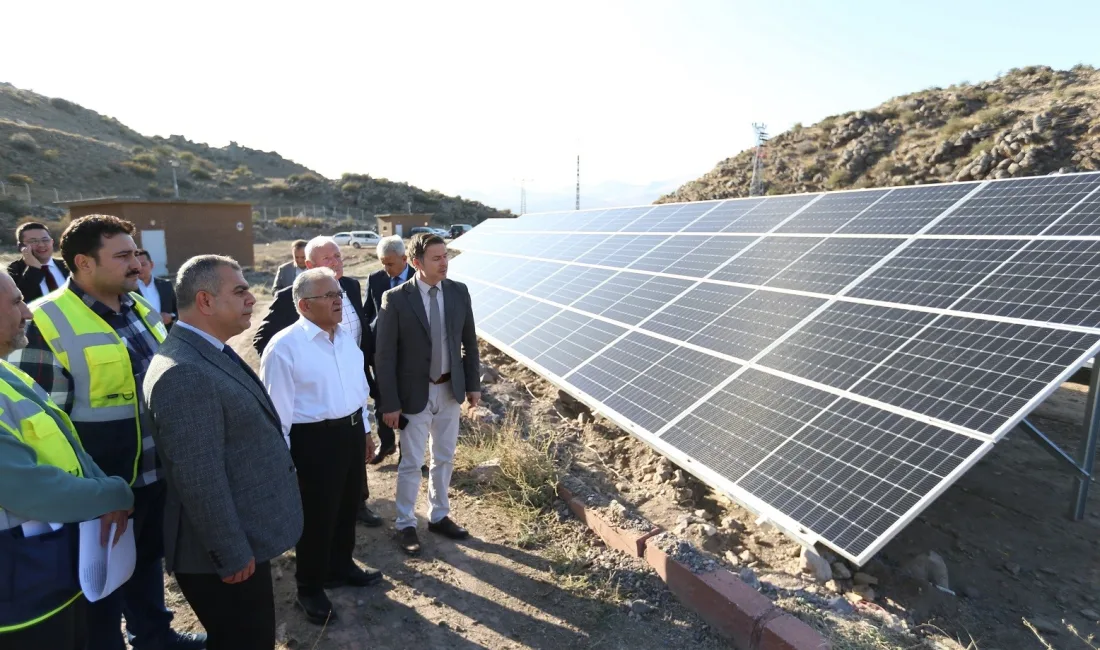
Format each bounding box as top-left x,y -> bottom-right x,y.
296,590 -> 336,625
357,505 -> 383,527
165,630 -> 208,649
427,516 -> 470,540
368,444 -> 396,465
324,565 -> 383,589
397,526 -> 422,556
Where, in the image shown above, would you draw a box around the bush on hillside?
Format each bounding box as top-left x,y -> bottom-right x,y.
132,153 -> 159,166
153,145 -> 175,158
7,173 -> 33,185
9,132 -> 38,153
189,165 -> 213,180
42,148 -> 60,161
121,161 -> 157,178
147,182 -> 173,198
48,97 -> 81,113
178,151 -> 196,162
269,182 -> 289,195
341,181 -> 362,193
274,216 -> 324,229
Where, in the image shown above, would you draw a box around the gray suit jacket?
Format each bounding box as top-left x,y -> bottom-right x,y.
375,277 -> 480,414
143,326 -> 303,577
272,261 -> 299,293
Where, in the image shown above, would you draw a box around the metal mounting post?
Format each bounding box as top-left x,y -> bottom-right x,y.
1072,362 -> 1100,520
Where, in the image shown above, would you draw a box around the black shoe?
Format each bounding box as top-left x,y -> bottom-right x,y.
397,526 -> 422,556
296,590 -> 337,625
357,505 -> 383,527
427,516 -> 470,540
369,444 -> 396,465
325,565 -> 383,589
165,630 -> 208,650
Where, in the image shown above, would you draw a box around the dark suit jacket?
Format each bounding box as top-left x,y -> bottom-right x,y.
363,265 -> 414,331
374,277 -> 480,414
272,261 -> 299,293
253,275 -> 371,372
143,325 -> 303,577
153,277 -> 177,317
7,257 -> 69,303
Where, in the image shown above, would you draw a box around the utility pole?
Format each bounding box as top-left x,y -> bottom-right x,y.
575,154 -> 580,210
169,160 -> 180,198
513,177 -> 533,215
749,123 -> 769,197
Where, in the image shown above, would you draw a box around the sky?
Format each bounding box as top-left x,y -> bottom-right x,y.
3,0 -> 1099,212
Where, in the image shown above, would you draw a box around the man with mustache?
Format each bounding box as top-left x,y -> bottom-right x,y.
8,215 -> 205,650
7,221 -> 69,304
260,267 -> 380,625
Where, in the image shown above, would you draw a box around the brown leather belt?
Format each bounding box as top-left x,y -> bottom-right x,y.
431,372 -> 451,385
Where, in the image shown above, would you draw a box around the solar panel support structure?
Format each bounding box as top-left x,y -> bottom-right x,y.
1018,364 -> 1099,520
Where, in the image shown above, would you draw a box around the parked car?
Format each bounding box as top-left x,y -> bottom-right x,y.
431,228 -> 449,237
408,226 -> 434,237
448,224 -> 473,238
332,230 -> 380,249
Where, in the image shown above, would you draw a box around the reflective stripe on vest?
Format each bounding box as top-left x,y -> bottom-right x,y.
0,362 -> 84,633
30,288 -> 166,484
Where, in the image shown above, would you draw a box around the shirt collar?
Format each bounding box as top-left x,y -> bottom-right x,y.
174,321 -> 225,350
296,315 -> 344,341
67,279 -> 134,317
416,276 -> 441,295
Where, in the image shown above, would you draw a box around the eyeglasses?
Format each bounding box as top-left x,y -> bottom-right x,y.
302,290 -> 345,301
23,237 -> 52,246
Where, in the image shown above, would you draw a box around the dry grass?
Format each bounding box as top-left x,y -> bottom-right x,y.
454,412 -> 560,517
778,597 -> 951,650
1025,618 -> 1098,649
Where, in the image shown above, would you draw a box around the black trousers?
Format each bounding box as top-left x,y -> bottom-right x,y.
175,562 -> 273,650
3,596 -> 87,650
289,413 -> 365,594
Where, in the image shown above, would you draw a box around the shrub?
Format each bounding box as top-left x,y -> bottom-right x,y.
153,145 -> 175,158
178,151 -> 196,162
48,97 -> 80,113
189,165 -> 213,180
941,117 -> 971,140
825,169 -> 850,189
269,182 -> 289,194
130,145 -> 146,154
898,110 -> 920,125
132,152 -> 159,166
274,216 -> 325,229
818,116 -> 837,131
121,161 -> 157,178
146,182 -> 171,197
176,178 -> 193,189
229,165 -> 253,181
7,173 -> 33,185
42,148 -> 60,161
341,181 -> 362,193
95,166 -> 113,178
9,132 -> 38,153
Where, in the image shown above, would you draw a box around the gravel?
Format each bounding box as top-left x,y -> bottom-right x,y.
650,532 -> 720,575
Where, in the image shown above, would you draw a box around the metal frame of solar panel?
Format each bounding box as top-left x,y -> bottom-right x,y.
449,171 -> 1100,565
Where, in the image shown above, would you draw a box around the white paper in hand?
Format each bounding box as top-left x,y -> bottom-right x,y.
78,519 -> 136,602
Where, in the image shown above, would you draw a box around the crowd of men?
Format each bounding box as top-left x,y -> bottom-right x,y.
0,217 -> 481,649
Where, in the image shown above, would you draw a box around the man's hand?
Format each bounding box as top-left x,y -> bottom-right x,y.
467,392 -> 481,408
365,434 -> 376,463
223,557 -> 256,584
98,510 -> 130,547
383,411 -> 401,429
20,246 -> 42,269
160,312 -> 174,325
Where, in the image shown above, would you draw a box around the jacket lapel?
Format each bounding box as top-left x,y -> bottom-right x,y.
404,279 -> 430,334
174,328 -> 280,424
443,280 -> 459,338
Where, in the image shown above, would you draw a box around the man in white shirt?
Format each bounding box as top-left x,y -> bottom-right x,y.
136,249 -> 177,328
259,267 -> 380,626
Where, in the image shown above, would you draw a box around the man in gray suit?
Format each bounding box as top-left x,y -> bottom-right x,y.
144,255 -> 303,650
376,232 -> 480,555
272,240 -> 307,293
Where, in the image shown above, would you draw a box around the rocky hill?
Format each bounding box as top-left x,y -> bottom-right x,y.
0,82 -> 510,227
660,65 -> 1100,203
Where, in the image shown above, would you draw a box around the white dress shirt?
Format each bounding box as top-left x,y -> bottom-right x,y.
259,317 -> 369,446
416,277 -> 450,376
174,321 -> 224,350
340,293 -> 362,346
38,260 -> 66,297
137,278 -> 162,314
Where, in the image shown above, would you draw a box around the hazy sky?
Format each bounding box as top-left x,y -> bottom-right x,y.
4,0 -> 1098,204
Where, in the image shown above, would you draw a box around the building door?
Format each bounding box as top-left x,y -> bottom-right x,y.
141,230 -> 169,277
395,223 -> 403,237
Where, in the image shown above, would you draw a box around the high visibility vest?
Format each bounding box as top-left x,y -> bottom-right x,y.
0,360 -> 85,633
30,287 -> 167,484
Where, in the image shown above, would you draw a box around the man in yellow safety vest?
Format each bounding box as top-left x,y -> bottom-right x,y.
0,270 -> 134,649
9,215 -> 206,650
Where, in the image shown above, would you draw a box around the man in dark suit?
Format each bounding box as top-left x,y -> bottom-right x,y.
7,221 -> 69,303
272,240 -> 307,293
363,235 -> 414,464
136,250 -> 178,330
376,232 -> 480,555
252,236 -> 383,527
144,255 -> 303,650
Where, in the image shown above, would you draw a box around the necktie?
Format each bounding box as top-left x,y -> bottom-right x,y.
222,344 -> 263,387
428,285 -> 443,381
42,264 -> 58,292
391,276 -> 398,289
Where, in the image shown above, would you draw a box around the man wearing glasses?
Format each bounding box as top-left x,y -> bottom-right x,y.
7,222 -> 69,303
259,267 -> 381,625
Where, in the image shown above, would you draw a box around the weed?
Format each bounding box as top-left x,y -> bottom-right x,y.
9,132 -> 38,153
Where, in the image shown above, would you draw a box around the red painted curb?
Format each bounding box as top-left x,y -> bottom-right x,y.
645,541 -> 831,650
557,482 -> 661,558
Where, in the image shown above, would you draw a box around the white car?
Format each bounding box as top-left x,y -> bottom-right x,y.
332,231 -> 380,249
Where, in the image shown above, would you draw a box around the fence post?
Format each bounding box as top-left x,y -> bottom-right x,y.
0,181 -> 5,196
78,192 -> 83,200
54,188 -> 60,202
25,184 -> 31,203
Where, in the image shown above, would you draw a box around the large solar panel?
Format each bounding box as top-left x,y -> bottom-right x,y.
450,172 -> 1100,564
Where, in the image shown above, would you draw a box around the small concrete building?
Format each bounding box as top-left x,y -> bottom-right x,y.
375,213 -> 434,238
61,198 -> 254,276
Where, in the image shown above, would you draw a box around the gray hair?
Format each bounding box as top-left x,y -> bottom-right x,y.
376,235 -> 405,259
292,267 -> 337,314
304,236 -> 339,263
176,255 -> 241,310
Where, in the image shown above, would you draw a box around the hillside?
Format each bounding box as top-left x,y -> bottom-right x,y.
660,65 -> 1100,202
0,82 -> 510,227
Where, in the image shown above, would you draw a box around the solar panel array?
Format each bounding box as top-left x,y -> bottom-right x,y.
449,172 -> 1100,564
